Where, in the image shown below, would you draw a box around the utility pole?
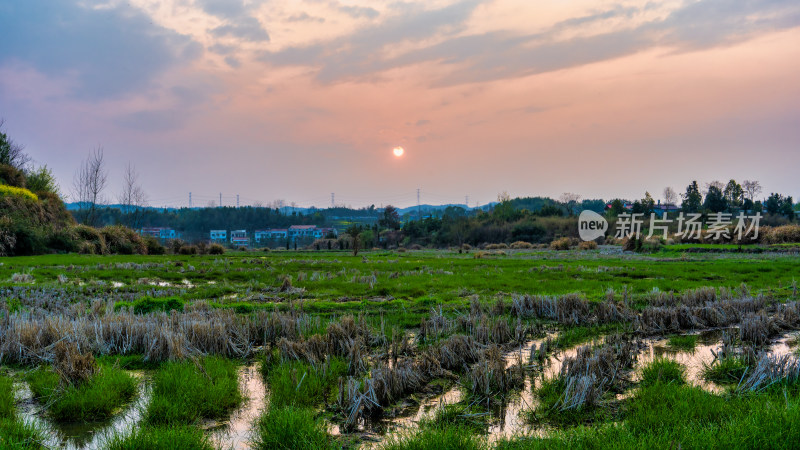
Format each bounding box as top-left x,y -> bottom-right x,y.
219,192 -> 222,207
237,194 -> 240,208
417,188 -> 421,221
331,193 -> 334,208
189,192 -> 192,208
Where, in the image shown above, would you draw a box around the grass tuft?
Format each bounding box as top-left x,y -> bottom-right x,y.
667,334 -> 698,351
640,358 -> 686,387
105,425 -> 213,450
382,424 -> 486,450
267,358 -> 347,409
145,356 -> 242,425
252,404 -> 335,450
25,365 -> 137,422
702,357 -> 750,384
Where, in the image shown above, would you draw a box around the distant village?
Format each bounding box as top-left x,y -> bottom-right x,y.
139,224 -> 338,247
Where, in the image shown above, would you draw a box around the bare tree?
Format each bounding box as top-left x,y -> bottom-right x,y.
703,181 -> 724,196
742,180 -> 762,202
72,147 -> 108,226
559,192 -> 582,215
118,162 -> 148,228
663,187 -> 677,205
0,119 -> 31,170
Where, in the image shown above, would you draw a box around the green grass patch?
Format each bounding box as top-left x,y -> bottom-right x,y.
252,405 -> 335,450
105,425 -> 213,450
639,358 -> 686,387
420,403 -> 491,433
667,334 -> 698,351
702,357 -> 750,384
499,382 -> 800,449
25,366 -> 137,422
95,354 -> 161,370
145,356 -> 242,425
0,373 -> 44,449
115,296 -> 184,314
266,358 -> 348,409
555,324 -> 621,349
382,424 -> 486,450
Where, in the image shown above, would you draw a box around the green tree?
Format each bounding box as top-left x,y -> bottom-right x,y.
378,205 -> 401,230
703,185 -> 727,213
765,193 -> 782,215
681,181 -> 702,213
607,199 -> 625,216
723,179 -> 743,210
641,192 -> 655,215
346,224 -> 363,256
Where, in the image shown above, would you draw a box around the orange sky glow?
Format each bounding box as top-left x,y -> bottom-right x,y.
1,0 -> 798,208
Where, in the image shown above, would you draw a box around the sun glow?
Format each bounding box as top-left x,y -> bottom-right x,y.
393,146 -> 404,157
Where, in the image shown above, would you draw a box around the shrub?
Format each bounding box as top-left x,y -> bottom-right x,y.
0,164 -> 26,188
178,245 -> 199,255
74,224 -> 107,254
0,184 -> 37,202
510,241 -> 533,249
641,237 -> 664,252
549,237 -> 571,250
101,225 -> 147,255
761,225 -> 800,244
578,240 -> 598,250
208,243 -> 225,255
485,243 -> 509,250
144,236 -> 166,255
24,165 -> 60,197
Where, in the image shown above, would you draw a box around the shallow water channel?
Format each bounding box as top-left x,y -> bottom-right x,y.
355,329 -> 797,445
14,371 -> 150,450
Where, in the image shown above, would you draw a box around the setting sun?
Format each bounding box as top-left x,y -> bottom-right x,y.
393,146 -> 404,157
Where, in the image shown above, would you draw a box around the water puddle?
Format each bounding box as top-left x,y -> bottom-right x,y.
634,329 -> 726,393
14,371 -> 151,449
208,364 -> 267,449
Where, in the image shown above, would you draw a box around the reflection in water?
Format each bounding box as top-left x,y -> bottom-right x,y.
208,363 -> 267,450
371,330 -> 797,445
14,371 -> 151,450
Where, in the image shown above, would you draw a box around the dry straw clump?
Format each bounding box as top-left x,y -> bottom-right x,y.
511,293 -> 592,325
510,241 -> 534,249
736,353 -> 800,392
53,340 -> 97,386
550,334 -> 642,411
465,344 -> 525,403
549,237 -> 572,251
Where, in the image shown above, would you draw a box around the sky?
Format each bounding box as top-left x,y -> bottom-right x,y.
1,0 -> 799,209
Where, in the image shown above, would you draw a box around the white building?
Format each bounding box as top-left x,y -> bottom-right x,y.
254,229 -> 288,242
210,230 -> 227,242
230,229 -> 249,247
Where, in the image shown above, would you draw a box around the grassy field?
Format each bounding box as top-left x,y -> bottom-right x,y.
1,246 -> 799,448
